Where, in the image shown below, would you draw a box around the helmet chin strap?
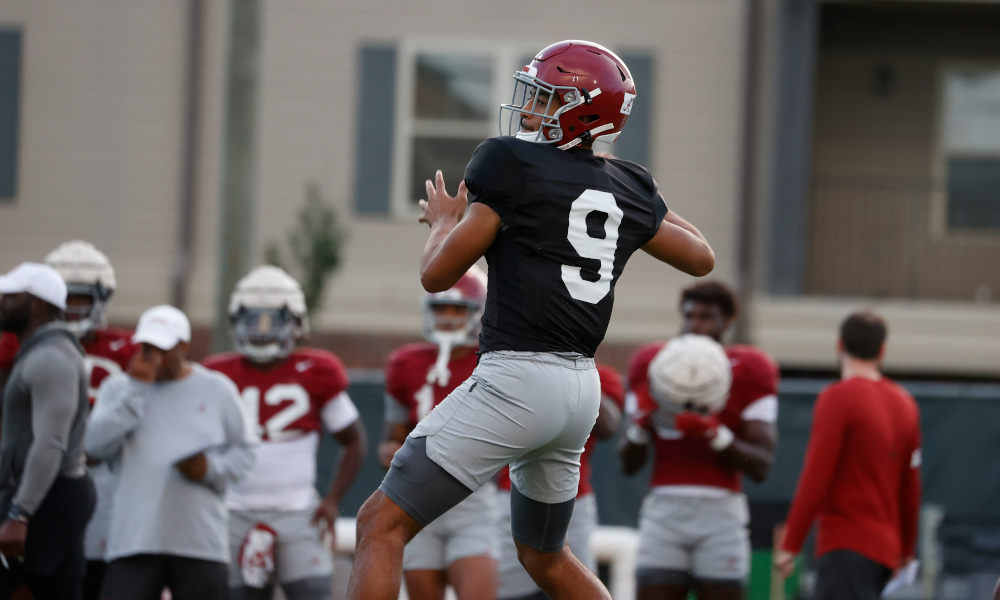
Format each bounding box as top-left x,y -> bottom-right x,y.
426,338 -> 454,387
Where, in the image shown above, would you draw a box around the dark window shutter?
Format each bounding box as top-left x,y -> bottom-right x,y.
0,28 -> 21,200
615,52 -> 652,167
354,44 -> 396,214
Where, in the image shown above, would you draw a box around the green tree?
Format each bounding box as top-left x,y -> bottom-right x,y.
265,182 -> 346,315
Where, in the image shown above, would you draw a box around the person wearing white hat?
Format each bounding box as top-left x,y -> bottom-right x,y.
0,241 -> 139,600
0,262 -> 96,599
85,305 -> 258,600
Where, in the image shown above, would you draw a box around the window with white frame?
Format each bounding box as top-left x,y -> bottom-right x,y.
939,68 -> 1000,231
389,41 -> 540,217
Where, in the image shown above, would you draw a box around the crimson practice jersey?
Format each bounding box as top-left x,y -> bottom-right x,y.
496,363 -> 625,497
203,348 -> 350,441
465,137 -> 669,357
0,329 -> 134,400
203,348 -> 356,512
628,343 -> 779,492
0,332 -> 16,373
385,343 -> 479,424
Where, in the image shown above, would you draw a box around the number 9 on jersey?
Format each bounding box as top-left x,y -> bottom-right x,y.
562,190 -> 623,304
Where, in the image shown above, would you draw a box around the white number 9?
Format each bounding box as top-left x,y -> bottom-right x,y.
561,190 -> 623,304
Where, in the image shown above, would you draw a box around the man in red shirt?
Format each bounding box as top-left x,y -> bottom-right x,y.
775,311 -> 921,600
619,281 -> 779,600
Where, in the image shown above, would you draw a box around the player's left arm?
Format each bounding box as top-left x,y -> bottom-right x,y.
717,419 -> 777,483
591,396 -> 623,440
642,212 -> 715,277
418,171 -> 501,292
314,393 -> 368,533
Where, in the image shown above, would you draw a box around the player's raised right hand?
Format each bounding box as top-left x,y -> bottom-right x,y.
418,170 -> 468,228
128,344 -> 164,384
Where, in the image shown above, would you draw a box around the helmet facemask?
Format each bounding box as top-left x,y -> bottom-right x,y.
501,69 -> 616,150
421,299 -> 481,348
501,69 -> 584,145
231,307 -> 302,364
63,282 -> 113,338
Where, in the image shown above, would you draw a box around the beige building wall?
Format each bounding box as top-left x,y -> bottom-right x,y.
9,0 -> 994,374
0,0 -> 752,348
254,0 -> 750,344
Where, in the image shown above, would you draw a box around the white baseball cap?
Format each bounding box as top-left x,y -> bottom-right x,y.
132,305 -> 191,351
0,262 -> 69,311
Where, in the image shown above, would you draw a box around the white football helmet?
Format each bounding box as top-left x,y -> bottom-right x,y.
648,334 -> 732,415
44,241 -> 117,337
228,266 -> 308,363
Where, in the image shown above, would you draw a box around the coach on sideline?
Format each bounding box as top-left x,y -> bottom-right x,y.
775,311 -> 922,600
0,263 -> 96,599
85,305 -> 257,600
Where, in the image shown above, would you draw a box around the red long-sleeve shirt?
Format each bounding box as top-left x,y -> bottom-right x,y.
781,377 -> 922,570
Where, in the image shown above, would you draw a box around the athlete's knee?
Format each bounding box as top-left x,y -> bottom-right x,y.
514,539 -> 569,576
356,490 -> 419,545
282,576 -> 333,600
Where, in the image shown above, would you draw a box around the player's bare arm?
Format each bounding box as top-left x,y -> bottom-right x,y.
717,420 -> 777,483
314,419 -> 369,533
419,171 -> 501,292
377,422 -> 412,470
618,435 -> 649,476
642,211 -> 715,277
591,396 -> 622,441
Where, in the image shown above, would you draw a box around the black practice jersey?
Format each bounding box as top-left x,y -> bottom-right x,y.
465,136 -> 669,357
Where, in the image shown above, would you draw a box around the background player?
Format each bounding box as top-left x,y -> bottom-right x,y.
379,267 -> 499,600
495,363 -> 623,600
203,265 -> 367,600
619,281 -> 779,600
14,241 -> 135,600
348,40 -> 715,600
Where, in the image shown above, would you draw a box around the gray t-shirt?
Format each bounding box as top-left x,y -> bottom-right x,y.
85,364 -> 257,562
0,325 -> 89,515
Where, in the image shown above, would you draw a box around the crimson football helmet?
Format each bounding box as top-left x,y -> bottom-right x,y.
421,266 -> 487,386
500,40 -> 636,150
421,265 -> 487,348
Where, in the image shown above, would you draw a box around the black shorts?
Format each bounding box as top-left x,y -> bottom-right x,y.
813,550 -> 892,600
24,474 -> 96,578
103,554 -> 228,600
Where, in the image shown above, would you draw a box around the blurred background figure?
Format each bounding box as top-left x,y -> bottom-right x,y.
85,305 -> 257,600
0,262 -> 95,600
619,282 -> 779,600
203,265 -> 367,600
379,266 -> 499,600
43,240 -> 135,600
495,363 -> 623,600
775,311 -> 921,600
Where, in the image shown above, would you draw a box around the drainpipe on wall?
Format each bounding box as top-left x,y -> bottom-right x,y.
735,0 -> 763,344
171,0 -> 206,313
214,0 -> 262,352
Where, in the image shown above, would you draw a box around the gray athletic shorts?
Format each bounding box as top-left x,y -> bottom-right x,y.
412,351 -> 601,505
403,482 -> 500,571
496,491 -> 598,599
636,492 -> 750,583
228,504 -> 333,586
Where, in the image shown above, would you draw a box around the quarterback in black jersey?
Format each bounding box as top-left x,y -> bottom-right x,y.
348,41 -> 715,600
